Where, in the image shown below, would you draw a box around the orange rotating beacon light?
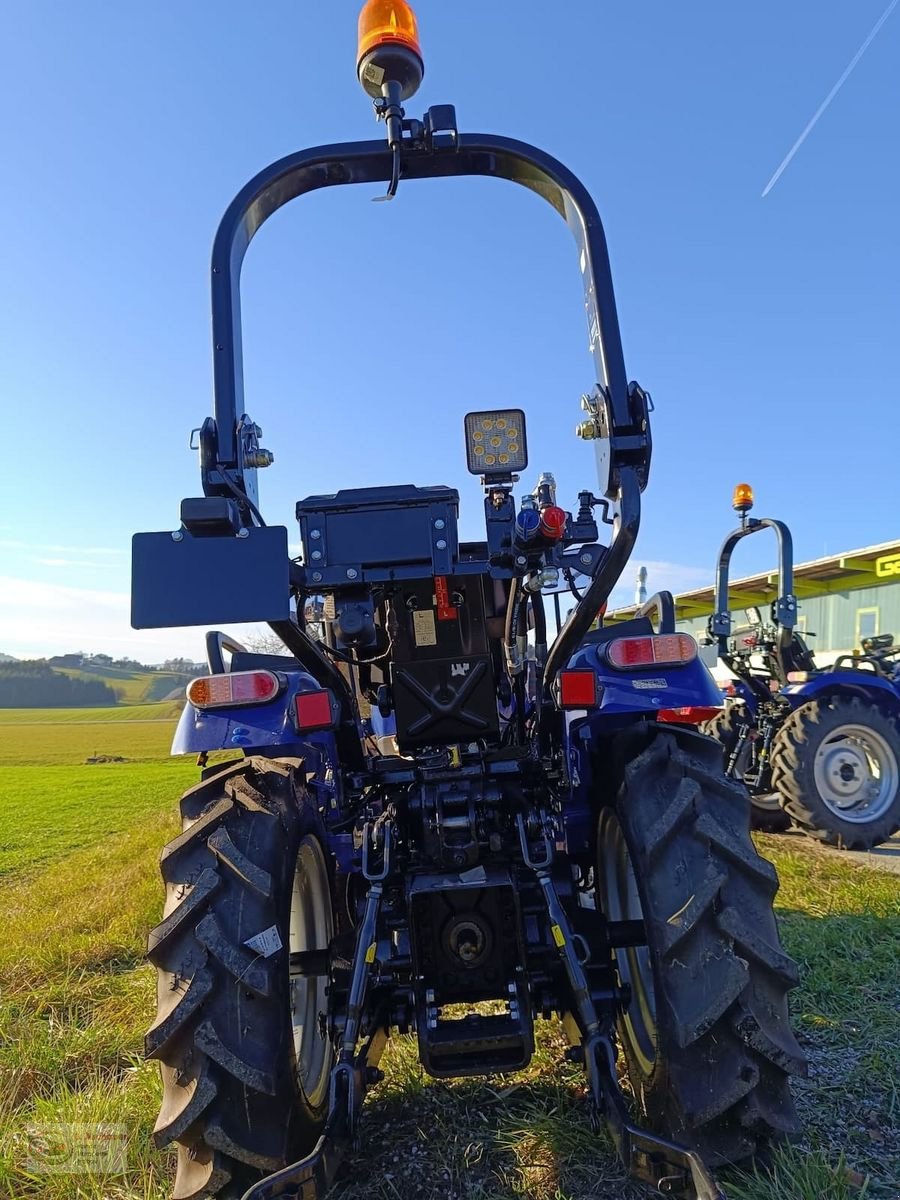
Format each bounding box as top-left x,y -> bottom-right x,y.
356,1 -> 425,198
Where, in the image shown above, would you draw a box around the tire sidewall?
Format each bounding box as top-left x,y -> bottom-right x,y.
595,804 -> 674,1121
271,784 -> 335,1127
775,698 -> 900,844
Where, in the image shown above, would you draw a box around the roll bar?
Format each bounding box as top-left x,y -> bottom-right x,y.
200,106 -> 649,688
636,590 -> 676,634
709,518 -> 798,657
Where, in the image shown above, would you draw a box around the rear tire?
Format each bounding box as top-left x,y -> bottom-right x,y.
146,757 -> 334,1199
596,725 -> 806,1165
771,696 -> 900,850
701,707 -> 791,833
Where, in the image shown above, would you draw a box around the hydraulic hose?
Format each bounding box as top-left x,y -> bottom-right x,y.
530,589 -> 548,669
541,469 -> 641,694
504,578 -> 528,678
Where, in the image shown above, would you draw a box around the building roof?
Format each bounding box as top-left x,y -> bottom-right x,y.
609,538 -> 900,624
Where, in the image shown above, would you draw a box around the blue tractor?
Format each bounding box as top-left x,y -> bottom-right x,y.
702,486 -> 900,849
131,10 -> 804,1200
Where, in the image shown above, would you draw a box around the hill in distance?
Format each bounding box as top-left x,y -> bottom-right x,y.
0,660 -> 198,709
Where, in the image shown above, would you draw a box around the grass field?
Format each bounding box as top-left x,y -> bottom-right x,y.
0,709 -> 897,1200
0,704 -> 182,767
0,704 -> 183,724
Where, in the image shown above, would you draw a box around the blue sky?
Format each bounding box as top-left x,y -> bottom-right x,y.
1,2 -> 898,661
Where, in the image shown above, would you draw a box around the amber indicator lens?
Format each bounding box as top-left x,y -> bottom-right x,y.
357,0 -> 422,65
732,482 -> 754,513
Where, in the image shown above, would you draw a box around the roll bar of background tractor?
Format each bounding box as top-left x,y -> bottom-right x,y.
636,589 -> 676,634
199,109 -> 649,696
710,517 -> 798,658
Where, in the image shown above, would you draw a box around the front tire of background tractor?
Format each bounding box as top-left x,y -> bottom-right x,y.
770,696 -> 900,850
700,707 -> 791,833
596,725 -> 806,1165
146,757 -> 335,1200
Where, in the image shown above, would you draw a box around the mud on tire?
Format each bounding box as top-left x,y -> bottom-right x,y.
146,757 -> 333,1200
597,724 -> 806,1165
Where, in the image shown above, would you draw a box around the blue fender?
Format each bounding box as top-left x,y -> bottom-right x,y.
565,641 -> 724,720
171,669 -> 342,757
558,639 -> 724,858
723,679 -> 759,716
781,669 -> 900,712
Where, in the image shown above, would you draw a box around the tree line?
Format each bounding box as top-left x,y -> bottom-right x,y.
0,662 -> 117,708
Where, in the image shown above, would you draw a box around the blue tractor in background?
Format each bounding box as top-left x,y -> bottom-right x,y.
131,9 -> 804,1199
702,485 -> 900,849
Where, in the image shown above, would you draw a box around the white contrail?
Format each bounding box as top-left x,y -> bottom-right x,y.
762,0 -> 899,197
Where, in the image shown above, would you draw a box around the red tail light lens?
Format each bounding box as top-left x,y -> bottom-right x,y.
606,633 -> 697,670
295,690 -> 335,731
558,670 -> 599,709
608,637 -> 655,667
658,706 -> 722,724
187,671 -> 280,709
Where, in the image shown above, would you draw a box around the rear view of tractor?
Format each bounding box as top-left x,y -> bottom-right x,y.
703,485 -> 900,849
132,10 -> 805,1199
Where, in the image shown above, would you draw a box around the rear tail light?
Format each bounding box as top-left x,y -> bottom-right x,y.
605,633 -> 697,670
295,689 -> 335,731
558,670 -> 600,709
187,671 -> 281,709
658,706 -> 722,724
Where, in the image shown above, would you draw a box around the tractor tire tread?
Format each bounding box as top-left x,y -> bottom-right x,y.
771,696 -> 900,849
148,755 -> 329,1199
207,825 -> 274,898
608,724 -> 806,1165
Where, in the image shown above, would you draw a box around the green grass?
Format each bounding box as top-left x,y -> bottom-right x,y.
0,796 -> 182,1200
0,711 -> 194,1199
0,718 -> 896,1200
0,724 -> 179,768
0,703 -> 183,724
0,762 -> 198,875
0,704 -> 184,767
748,836 -> 900,1199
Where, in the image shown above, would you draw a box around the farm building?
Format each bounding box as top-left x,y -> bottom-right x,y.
611,540 -> 900,665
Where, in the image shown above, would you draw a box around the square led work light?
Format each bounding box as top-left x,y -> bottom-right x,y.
464,410 -> 528,476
